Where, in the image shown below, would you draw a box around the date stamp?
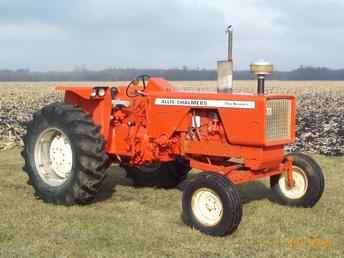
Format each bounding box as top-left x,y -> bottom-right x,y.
273,237 -> 332,249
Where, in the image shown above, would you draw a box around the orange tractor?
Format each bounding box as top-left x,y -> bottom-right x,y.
22,27 -> 324,236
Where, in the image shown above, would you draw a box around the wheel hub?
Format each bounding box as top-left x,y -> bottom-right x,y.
191,188 -> 223,226
49,134 -> 73,178
279,166 -> 308,199
34,128 -> 73,187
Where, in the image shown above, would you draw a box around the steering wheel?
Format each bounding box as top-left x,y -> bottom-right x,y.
126,74 -> 151,97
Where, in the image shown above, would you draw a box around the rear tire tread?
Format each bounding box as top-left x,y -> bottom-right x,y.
123,159 -> 190,188
22,102 -> 108,205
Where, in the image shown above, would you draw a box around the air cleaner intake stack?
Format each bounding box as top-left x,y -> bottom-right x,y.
250,61 -> 273,95
217,25 -> 233,93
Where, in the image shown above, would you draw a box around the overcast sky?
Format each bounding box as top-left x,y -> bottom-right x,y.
0,0 -> 343,71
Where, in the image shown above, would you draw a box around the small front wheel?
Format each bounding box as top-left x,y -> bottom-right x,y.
270,153 -> 325,207
182,172 -> 242,236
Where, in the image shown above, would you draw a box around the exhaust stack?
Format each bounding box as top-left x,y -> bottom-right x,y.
250,61 -> 273,95
217,25 -> 233,93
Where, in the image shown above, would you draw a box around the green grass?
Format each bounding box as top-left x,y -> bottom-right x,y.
0,148 -> 343,258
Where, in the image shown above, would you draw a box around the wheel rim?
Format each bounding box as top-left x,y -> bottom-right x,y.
278,166 -> 308,199
34,128 -> 73,187
191,188 -> 223,226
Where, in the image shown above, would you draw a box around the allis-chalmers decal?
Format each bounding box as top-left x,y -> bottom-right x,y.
155,98 -> 255,109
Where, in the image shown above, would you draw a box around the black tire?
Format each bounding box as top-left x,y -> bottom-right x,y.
182,172 -> 242,236
123,158 -> 190,188
270,153 -> 325,207
22,103 -> 108,205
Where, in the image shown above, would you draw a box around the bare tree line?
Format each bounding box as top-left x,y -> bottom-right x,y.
0,66 -> 344,81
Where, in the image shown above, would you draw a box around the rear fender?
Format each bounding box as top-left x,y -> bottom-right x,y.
56,86 -> 112,141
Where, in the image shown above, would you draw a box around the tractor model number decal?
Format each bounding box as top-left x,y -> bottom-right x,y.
155,98 -> 255,109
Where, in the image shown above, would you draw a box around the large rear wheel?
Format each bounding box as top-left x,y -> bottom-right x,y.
22,103 -> 108,205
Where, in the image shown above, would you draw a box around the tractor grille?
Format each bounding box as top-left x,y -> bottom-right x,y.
265,99 -> 292,141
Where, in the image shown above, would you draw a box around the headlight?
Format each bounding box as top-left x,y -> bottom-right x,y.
98,88 -> 106,97
91,87 -> 106,97
91,88 -> 97,97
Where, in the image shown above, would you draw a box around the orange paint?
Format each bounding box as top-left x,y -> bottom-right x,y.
56,77 -> 297,184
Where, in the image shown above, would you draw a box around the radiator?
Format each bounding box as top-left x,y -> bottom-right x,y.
266,99 -> 292,141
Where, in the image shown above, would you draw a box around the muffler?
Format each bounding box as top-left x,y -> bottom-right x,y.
217,25 -> 233,93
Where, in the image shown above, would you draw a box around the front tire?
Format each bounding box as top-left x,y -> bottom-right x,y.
22,103 -> 108,205
182,173 -> 242,236
270,153 -> 325,207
